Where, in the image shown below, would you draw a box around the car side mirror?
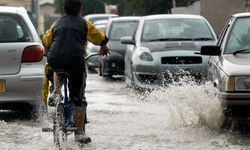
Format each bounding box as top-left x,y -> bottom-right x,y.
200,45 -> 221,56
120,36 -> 135,45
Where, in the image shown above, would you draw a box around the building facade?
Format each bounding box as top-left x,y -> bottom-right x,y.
0,0 -> 32,11
172,0 -> 246,36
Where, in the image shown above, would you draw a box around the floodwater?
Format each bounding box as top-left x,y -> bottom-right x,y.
1,73 -> 250,150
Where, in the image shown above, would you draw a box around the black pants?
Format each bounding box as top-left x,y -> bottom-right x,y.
48,67 -> 87,107
48,67 -> 88,124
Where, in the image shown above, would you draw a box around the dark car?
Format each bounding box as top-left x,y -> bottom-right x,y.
98,16 -> 141,77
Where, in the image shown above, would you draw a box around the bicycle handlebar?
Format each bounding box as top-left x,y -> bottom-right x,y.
85,53 -> 98,60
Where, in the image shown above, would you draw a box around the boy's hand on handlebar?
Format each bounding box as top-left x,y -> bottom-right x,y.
99,45 -> 111,56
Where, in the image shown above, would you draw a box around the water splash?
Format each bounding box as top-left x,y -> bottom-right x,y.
129,76 -> 224,129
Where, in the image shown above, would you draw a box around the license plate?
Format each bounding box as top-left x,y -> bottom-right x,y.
0,80 -> 5,92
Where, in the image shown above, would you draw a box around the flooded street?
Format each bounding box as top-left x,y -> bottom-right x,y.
1,73 -> 250,150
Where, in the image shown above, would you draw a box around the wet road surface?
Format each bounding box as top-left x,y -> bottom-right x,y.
1,73 -> 250,150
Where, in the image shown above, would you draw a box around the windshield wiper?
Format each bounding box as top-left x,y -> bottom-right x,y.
233,49 -> 250,55
149,38 -> 193,42
192,37 -> 213,41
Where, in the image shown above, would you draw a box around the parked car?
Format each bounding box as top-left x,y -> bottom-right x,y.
121,14 -> 217,89
200,13 -> 250,113
99,16 -> 141,77
86,20 -> 108,71
0,7 -> 45,116
84,14 -> 117,23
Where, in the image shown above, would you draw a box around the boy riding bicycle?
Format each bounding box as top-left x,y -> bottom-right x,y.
42,0 -> 110,144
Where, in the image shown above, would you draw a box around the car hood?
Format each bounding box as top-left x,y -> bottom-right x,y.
141,41 -> 216,52
221,54 -> 250,76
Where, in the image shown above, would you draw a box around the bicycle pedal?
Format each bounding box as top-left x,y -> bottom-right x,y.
42,127 -> 53,132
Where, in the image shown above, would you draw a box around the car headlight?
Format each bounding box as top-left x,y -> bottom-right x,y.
235,76 -> 250,91
138,47 -> 153,61
225,76 -> 234,92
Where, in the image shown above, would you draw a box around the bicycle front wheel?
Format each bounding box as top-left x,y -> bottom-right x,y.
53,103 -> 67,148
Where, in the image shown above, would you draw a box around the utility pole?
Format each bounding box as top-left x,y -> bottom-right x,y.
172,0 -> 176,8
246,0 -> 250,12
31,0 -> 39,29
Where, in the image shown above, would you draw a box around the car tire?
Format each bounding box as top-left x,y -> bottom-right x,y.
17,103 -> 38,119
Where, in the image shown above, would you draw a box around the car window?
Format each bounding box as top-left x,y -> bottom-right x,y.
225,17 -> 250,54
109,21 -> 138,40
0,14 -> 33,43
141,18 -> 215,41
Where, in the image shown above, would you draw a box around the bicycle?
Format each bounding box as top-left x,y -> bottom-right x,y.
42,53 -> 98,149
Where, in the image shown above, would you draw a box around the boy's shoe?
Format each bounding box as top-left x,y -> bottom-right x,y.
75,133 -> 91,144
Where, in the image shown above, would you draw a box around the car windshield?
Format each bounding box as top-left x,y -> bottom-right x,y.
0,14 -> 33,43
225,17 -> 250,54
141,18 -> 214,41
109,21 -> 138,40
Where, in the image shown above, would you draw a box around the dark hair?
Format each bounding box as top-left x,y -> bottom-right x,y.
64,0 -> 82,16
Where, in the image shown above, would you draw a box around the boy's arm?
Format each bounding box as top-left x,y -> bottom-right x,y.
86,20 -> 109,46
86,20 -> 110,56
42,22 -> 56,54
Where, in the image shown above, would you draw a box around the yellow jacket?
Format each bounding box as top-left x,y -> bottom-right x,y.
42,19 -> 106,104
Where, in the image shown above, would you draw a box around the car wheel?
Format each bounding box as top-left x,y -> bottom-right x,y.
17,103 -> 38,119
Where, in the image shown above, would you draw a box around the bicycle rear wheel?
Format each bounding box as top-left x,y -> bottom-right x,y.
53,103 -> 67,148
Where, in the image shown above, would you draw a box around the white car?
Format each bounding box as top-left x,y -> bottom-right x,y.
84,14 -> 117,23
0,7 -> 45,116
121,14 -> 217,89
201,13 -> 250,114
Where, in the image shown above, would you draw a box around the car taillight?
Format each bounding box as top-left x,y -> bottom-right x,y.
22,45 -> 44,62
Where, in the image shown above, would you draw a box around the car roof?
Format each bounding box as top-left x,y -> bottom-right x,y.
232,12 -> 250,18
144,14 -> 205,20
0,6 -> 27,14
109,16 -> 141,22
85,14 -> 118,19
94,20 -> 108,25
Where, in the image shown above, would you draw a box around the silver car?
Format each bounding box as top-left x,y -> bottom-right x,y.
201,13 -> 250,109
121,14 -> 217,89
0,7 -> 45,115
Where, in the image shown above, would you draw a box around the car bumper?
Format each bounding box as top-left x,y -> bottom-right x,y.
220,92 -> 250,106
0,63 -> 44,105
132,64 -> 206,89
